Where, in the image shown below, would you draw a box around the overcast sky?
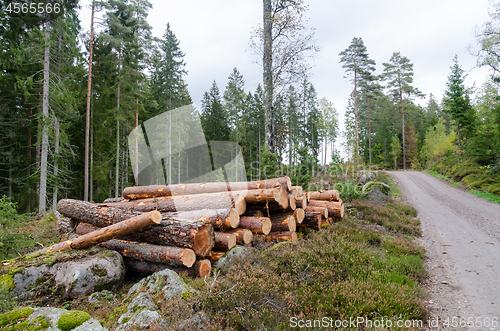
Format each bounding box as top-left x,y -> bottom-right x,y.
78,0 -> 494,155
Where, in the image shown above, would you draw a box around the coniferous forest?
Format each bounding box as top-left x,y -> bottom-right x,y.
1,0 -> 500,216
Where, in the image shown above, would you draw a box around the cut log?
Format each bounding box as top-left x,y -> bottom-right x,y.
122,176 -> 292,199
102,197 -> 126,203
28,211 -> 161,255
299,212 -> 322,230
293,208 -> 305,224
214,232 -> 236,251
123,258 -> 211,278
57,217 -> 78,234
74,223 -> 196,267
304,206 -> 328,218
295,195 -> 307,209
307,200 -> 344,218
223,228 -> 253,245
164,209 -> 239,229
266,231 -> 297,243
98,192 -> 246,215
288,194 -> 296,211
270,214 -> 296,232
57,199 -> 214,256
309,190 -> 340,202
238,216 -> 272,235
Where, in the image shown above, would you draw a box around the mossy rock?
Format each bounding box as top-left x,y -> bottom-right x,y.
0,307 -> 34,327
57,310 -> 91,331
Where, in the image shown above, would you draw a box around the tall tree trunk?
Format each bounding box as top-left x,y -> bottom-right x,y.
90,100 -> 94,202
115,81 -> 120,198
263,0 -> 274,153
84,0 -> 95,202
52,118 -> 60,209
354,71 -> 359,155
402,110 -> 406,171
368,99 -> 371,164
39,20 -> 50,215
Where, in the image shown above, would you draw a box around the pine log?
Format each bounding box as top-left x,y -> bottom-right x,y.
164,209 -> 239,229
295,195 -> 307,209
307,200 -> 344,218
238,216 -> 272,235
223,228 -> 253,245
29,211 -> 161,255
122,176 -> 292,199
309,190 -> 340,202
288,194 -> 296,210
299,212 -> 322,230
98,192 -> 246,215
293,208 -> 305,224
74,223 -> 196,267
214,232 -> 236,251
266,231 -> 297,243
57,199 -> 214,256
304,206 -> 328,218
123,258 -> 211,278
57,217 -> 78,234
270,214 -> 296,232
102,197 -> 126,203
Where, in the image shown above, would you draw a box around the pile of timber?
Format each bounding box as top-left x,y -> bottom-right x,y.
52,177 -> 344,278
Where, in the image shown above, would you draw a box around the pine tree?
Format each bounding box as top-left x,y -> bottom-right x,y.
223,68 -> 246,143
201,81 -> 230,143
382,52 -> 424,170
339,37 -> 375,156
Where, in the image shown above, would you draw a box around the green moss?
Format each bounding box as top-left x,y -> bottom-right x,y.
0,274 -> 15,291
0,307 -> 34,327
9,315 -> 51,331
121,315 -> 131,324
57,310 -> 91,331
91,265 -> 108,277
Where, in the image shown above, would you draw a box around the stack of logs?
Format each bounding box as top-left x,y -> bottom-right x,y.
54,177 -> 344,278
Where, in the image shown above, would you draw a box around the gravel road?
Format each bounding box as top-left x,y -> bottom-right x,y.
388,171 -> 500,330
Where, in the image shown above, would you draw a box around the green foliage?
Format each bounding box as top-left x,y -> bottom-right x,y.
420,118 -> 456,164
390,134 -> 402,170
334,180 -> 367,202
57,310 -> 91,331
0,196 -> 34,261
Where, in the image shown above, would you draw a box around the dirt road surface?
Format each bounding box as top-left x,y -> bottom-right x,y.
389,171 -> 500,330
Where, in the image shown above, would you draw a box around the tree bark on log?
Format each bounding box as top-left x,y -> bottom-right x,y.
266,231 -> 297,243
74,223 -> 196,267
304,206 -> 328,218
57,199 -> 214,256
242,209 -> 264,217
214,232 -> 236,251
163,209 -> 239,229
223,228 -> 253,245
97,192 -> 246,215
291,186 -> 303,199
309,190 -> 340,202
123,258 -> 211,278
270,214 -> 296,232
299,212 -> 322,230
29,211 -> 161,255
238,216 -> 272,235
306,200 -> 344,218
122,176 -> 291,199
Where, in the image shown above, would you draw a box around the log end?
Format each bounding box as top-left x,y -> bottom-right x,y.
262,217 -> 272,235
195,260 -> 212,278
295,208 -> 305,224
228,234 -> 237,250
150,210 -> 162,224
288,194 -> 296,210
340,203 -> 344,219
288,216 -> 297,232
242,229 -> 253,245
193,224 -> 215,257
234,195 -> 246,215
181,249 -> 196,268
229,208 -> 240,228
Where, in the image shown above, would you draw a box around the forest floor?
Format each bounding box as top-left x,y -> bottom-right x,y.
389,171 -> 500,330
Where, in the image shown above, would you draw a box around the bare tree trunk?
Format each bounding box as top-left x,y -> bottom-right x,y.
354,71 -> 359,156
263,0 -> 274,153
402,110 -> 406,171
368,99 -> 372,164
39,20 -> 50,215
115,60 -> 121,198
52,118 -> 60,209
84,0 -> 95,202
90,101 -> 94,202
